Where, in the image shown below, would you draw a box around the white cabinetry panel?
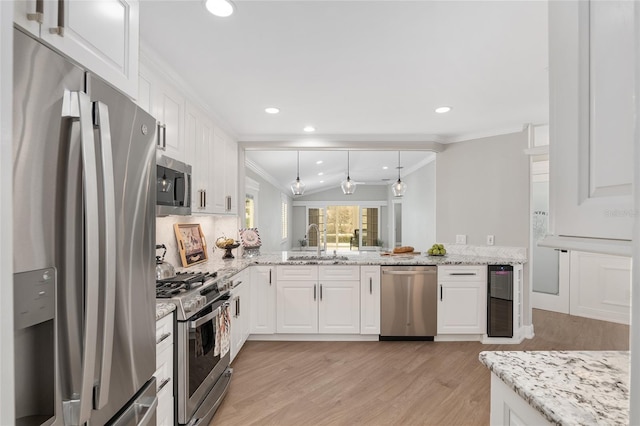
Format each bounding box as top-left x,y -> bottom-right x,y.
250,266 -> 276,334
276,280 -> 318,333
437,265 -> 487,335
318,281 -> 360,334
360,266 -> 380,335
155,312 -> 174,426
569,251 -> 631,324
548,0 -> 634,243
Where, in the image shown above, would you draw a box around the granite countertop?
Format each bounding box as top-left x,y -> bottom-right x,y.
156,302 -> 176,320
176,246 -> 527,279
479,351 -> 630,425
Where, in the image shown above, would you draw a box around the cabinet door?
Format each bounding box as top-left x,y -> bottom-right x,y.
276,280 -> 318,334
41,0 -> 139,98
211,130 -> 227,213
549,0 -> 634,242
185,104 -> 213,213
437,281 -> 486,334
250,266 -> 276,334
239,278 -> 251,344
153,79 -> 185,161
360,266 -> 380,335
230,291 -> 241,362
318,281 -> 360,334
224,134 -> 238,214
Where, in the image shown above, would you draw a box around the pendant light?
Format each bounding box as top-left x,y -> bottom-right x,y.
341,151 -> 357,195
290,151 -> 306,195
392,151 -> 407,197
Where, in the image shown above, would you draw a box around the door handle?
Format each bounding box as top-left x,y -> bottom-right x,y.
93,101 -> 117,410
27,0 -> 44,23
320,284 -> 323,301
269,269 -> 272,285
369,277 -> 372,295
314,284 -> 317,301
440,285 -> 443,301
63,91 -> 100,425
49,0 -> 65,36
449,272 -> 477,276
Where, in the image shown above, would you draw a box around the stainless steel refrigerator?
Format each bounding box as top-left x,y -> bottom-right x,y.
13,27 -> 158,425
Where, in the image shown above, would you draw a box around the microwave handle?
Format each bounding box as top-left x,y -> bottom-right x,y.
181,171 -> 191,208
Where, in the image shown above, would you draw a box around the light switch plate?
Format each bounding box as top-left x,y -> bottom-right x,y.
455,234 -> 467,244
487,235 -> 495,245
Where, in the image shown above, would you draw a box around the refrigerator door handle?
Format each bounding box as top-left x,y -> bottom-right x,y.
62,91 -> 101,425
93,101 -> 117,410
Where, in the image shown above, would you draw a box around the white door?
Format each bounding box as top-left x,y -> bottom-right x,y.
250,266 -> 275,334
276,281 -> 318,334
318,281 -> 360,334
360,266 -> 380,335
437,282 -> 486,334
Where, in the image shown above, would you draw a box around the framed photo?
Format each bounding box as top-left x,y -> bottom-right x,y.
174,223 -> 208,267
239,228 -> 262,248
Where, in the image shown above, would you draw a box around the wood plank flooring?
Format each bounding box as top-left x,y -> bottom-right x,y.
210,309 -> 629,425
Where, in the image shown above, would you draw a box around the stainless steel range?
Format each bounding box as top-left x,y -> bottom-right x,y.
157,271 -> 233,425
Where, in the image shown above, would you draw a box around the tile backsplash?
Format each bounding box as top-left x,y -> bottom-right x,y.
156,215 -> 239,269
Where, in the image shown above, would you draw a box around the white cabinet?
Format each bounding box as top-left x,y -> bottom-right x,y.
155,312 -> 174,426
250,266 -> 276,334
437,265 -> 487,335
152,78 -> 185,161
211,128 -> 238,214
276,265 -> 360,334
185,103 -> 214,213
548,0 -> 634,244
15,0 -> 139,98
360,266 -> 380,335
230,270 -> 250,362
489,374 -> 551,426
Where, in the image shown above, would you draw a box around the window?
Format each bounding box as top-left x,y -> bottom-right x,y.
281,198 -> 288,241
307,205 -> 381,251
245,194 -> 255,228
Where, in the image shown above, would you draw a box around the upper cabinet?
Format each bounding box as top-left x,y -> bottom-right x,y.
212,128 -> 238,215
139,63 -> 186,162
185,102 -> 214,213
548,0 -> 634,248
15,0 -> 139,98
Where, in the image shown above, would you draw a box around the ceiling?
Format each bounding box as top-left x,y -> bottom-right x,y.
245,150 -> 435,194
139,1 -> 548,192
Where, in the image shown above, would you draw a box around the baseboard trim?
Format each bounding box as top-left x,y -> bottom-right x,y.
248,334 -> 379,342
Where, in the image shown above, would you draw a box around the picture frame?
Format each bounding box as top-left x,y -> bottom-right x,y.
239,228 -> 262,248
174,223 -> 208,267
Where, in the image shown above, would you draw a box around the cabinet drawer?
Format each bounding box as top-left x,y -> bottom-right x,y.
319,265 -> 360,281
156,313 -> 174,352
438,265 -> 487,282
155,342 -> 173,381
276,265 -> 318,281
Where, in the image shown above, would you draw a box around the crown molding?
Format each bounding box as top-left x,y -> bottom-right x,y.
245,158 -> 291,194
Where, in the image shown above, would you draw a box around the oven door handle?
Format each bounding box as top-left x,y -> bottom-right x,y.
190,309 -> 219,329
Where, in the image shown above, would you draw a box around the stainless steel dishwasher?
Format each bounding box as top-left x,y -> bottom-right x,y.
380,266 -> 438,340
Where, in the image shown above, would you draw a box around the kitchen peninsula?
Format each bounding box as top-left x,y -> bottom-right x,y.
480,351 -> 630,425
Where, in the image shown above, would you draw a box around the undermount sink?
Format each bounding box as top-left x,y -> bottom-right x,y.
287,255 -> 349,261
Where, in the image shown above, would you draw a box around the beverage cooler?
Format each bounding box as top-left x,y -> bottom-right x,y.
487,265 -> 514,338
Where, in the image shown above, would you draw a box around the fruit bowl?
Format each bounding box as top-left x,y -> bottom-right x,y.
218,242 -> 240,259
427,243 -> 447,256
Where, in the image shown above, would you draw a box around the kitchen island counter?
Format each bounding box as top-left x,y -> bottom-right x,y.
479,350 -> 629,425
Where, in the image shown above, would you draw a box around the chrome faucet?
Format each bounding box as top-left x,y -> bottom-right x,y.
305,223 -> 322,257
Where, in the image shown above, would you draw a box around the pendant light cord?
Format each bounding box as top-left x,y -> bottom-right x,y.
297,151 -> 300,179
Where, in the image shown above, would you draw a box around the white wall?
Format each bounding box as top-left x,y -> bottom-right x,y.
436,130 -> 531,325
245,169 -> 293,252
398,160 -> 436,251
156,215 -> 240,267
0,2 -> 15,422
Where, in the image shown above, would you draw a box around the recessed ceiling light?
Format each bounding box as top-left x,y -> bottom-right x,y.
303,126 -> 316,133
316,160 -> 323,165
382,166 -> 389,170
204,0 -> 234,17
319,180 -> 324,183
318,172 -> 324,176
435,106 -> 452,114
265,107 -> 280,114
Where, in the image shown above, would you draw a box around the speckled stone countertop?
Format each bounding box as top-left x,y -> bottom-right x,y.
156,302 -> 176,321
479,351 -> 630,425
177,247 -> 526,279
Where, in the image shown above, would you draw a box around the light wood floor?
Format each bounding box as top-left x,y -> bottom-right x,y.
210,310 -> 629,425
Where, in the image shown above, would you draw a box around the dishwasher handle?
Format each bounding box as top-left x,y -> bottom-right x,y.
382,270 -> 437,276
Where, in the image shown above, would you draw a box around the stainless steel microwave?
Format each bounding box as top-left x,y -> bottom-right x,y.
156,155 -> 192,216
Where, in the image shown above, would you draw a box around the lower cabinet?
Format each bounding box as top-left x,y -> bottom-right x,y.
230,270 -> 250,362
360,265 -> 381,335
250,266 -> 276,334
276,265 -> 360,334
489,374 -> 551,425
155,312 -> 174,426
437,265 -> 487,335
